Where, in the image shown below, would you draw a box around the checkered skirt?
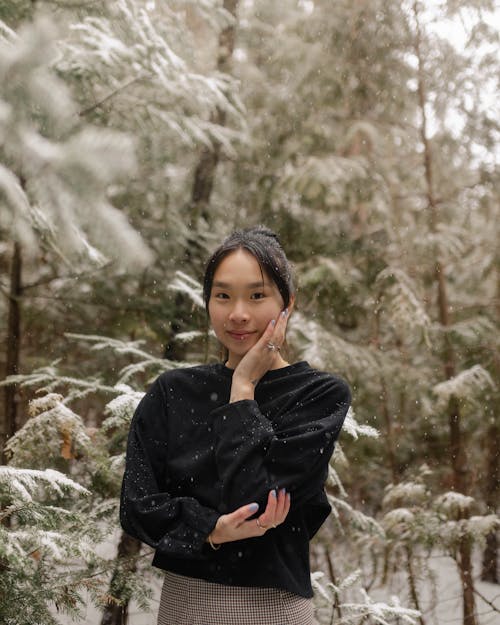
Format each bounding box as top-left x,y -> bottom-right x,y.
157,570 -> 315,625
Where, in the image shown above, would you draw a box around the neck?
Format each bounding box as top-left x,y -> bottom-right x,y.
225,355 -> 290,370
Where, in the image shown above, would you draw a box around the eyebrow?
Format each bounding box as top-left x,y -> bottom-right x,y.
212,281 -> 269,289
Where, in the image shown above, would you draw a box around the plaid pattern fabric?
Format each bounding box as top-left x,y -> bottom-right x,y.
157,570 -> 315,625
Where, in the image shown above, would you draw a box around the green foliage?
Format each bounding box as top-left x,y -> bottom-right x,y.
1,0 -> 499,622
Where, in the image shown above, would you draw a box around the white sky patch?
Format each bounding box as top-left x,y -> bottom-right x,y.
416,1 -> 499,164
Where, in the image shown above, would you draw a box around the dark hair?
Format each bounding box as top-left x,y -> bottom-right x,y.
203,225 -> 295,311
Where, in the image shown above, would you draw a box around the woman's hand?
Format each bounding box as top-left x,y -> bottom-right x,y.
230,309 -> 290,402
207,488 -> 290,546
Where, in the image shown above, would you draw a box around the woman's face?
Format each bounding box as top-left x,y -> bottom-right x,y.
208,248 -> 289,369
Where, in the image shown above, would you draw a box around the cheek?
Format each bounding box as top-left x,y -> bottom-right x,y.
208,306 -> 224,332
263,300 -> 283,319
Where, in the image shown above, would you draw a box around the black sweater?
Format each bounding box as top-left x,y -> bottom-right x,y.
119,361 -> 351,598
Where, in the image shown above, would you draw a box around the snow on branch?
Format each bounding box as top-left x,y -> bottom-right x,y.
5,393 -> 93,466
375,267 -> 431,347
339,589 -> 421,624
65,332 -> 191,382
0,16 -> 153,270
342,406 -> 379,440
0,19 -> 16,44
0,363 -> 117,401
103,385 -> 145,430
435,491 -> 475,516
174,330 -> 208,343
327,466 -> 348,498
0,164 -> 37,251
300,255 -> 360,290
0,467 -> 90,503
441,315 -> 497,345
382,481 -> 428,509
168,270 -> 205,308
327,494 -> 384,536
427,222 -> 468,263
59,0 -> 244,152
288,312 -> 378,374
465,515 -> 500,539
279,154 -> 369,207
312,570 -> 421,624
432,364 -> 495,409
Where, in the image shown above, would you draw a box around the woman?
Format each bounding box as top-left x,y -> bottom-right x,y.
120,226 -> 352,625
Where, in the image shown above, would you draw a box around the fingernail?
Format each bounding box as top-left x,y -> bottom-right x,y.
249,503 -> 259,512
281,309 -> 287,318
271,319 -> 276,326
286,492 -> 291,499
280,488 -> 286,495
271,489 -> 277,498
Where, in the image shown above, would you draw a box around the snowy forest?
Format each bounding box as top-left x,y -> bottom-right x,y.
0,0 -> 499,624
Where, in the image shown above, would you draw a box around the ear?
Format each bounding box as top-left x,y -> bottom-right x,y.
287,293 -> 296,314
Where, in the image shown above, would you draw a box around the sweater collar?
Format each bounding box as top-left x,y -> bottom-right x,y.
213,360 -> 311,382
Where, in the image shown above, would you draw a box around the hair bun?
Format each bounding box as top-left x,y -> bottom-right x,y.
244,225 -> 281,245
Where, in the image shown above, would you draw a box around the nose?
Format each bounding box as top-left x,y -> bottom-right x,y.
228,300 -> 250,324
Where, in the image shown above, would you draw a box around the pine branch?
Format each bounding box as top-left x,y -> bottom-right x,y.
43,0 -> 101,7
20,263 -> 113,291
21,294 -> 153,313
78,74 -> 150,118
473,588 -> 500,614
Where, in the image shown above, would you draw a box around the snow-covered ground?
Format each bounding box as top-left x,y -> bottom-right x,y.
364,552 -> 500,625
57,547 -> 500,625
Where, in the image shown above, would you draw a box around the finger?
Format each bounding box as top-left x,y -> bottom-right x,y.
275,308 -> 290,342
248,319 -> 277,355
274,488 -> 286,522
262,318 -> 278,347
258,489 -> 277,527
239,494 -> 290,539
284,492 -> 291,518
268,309 -> 289,348
228,502 -> 259,527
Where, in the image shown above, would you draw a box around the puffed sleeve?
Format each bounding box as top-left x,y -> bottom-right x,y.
119,378 -> 220,559
211,374 -> 351,513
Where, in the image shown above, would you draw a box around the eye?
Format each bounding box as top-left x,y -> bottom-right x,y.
213,292 -> 229,300
250,292 -> 266,300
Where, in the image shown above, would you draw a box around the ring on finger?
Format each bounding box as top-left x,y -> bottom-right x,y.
266,342 -> 281,352
256,519 -> 268,530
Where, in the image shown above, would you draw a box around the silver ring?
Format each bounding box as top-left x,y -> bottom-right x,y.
266,342 -> 280,352
256,519 -> 268,529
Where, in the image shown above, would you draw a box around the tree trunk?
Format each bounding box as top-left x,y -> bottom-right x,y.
481,392 -> 499,584
405,545 -> 426,625
482,529 -> 498,584
101,6 -> 241,624
175,0 -> 240,343
324,545 -> 342,622
481,269 -> 500,583
189,0 -> 239,224
100,532 -> 141,625
412,3 -> 477,623
373,302 -> 398,483
458,539 -> 478,624
2,241 -> 22,464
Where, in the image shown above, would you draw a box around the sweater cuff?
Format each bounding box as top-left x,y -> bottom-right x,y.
157,508 -> 220,558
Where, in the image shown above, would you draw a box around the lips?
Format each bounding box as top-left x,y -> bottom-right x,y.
227,331 -> 256,341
